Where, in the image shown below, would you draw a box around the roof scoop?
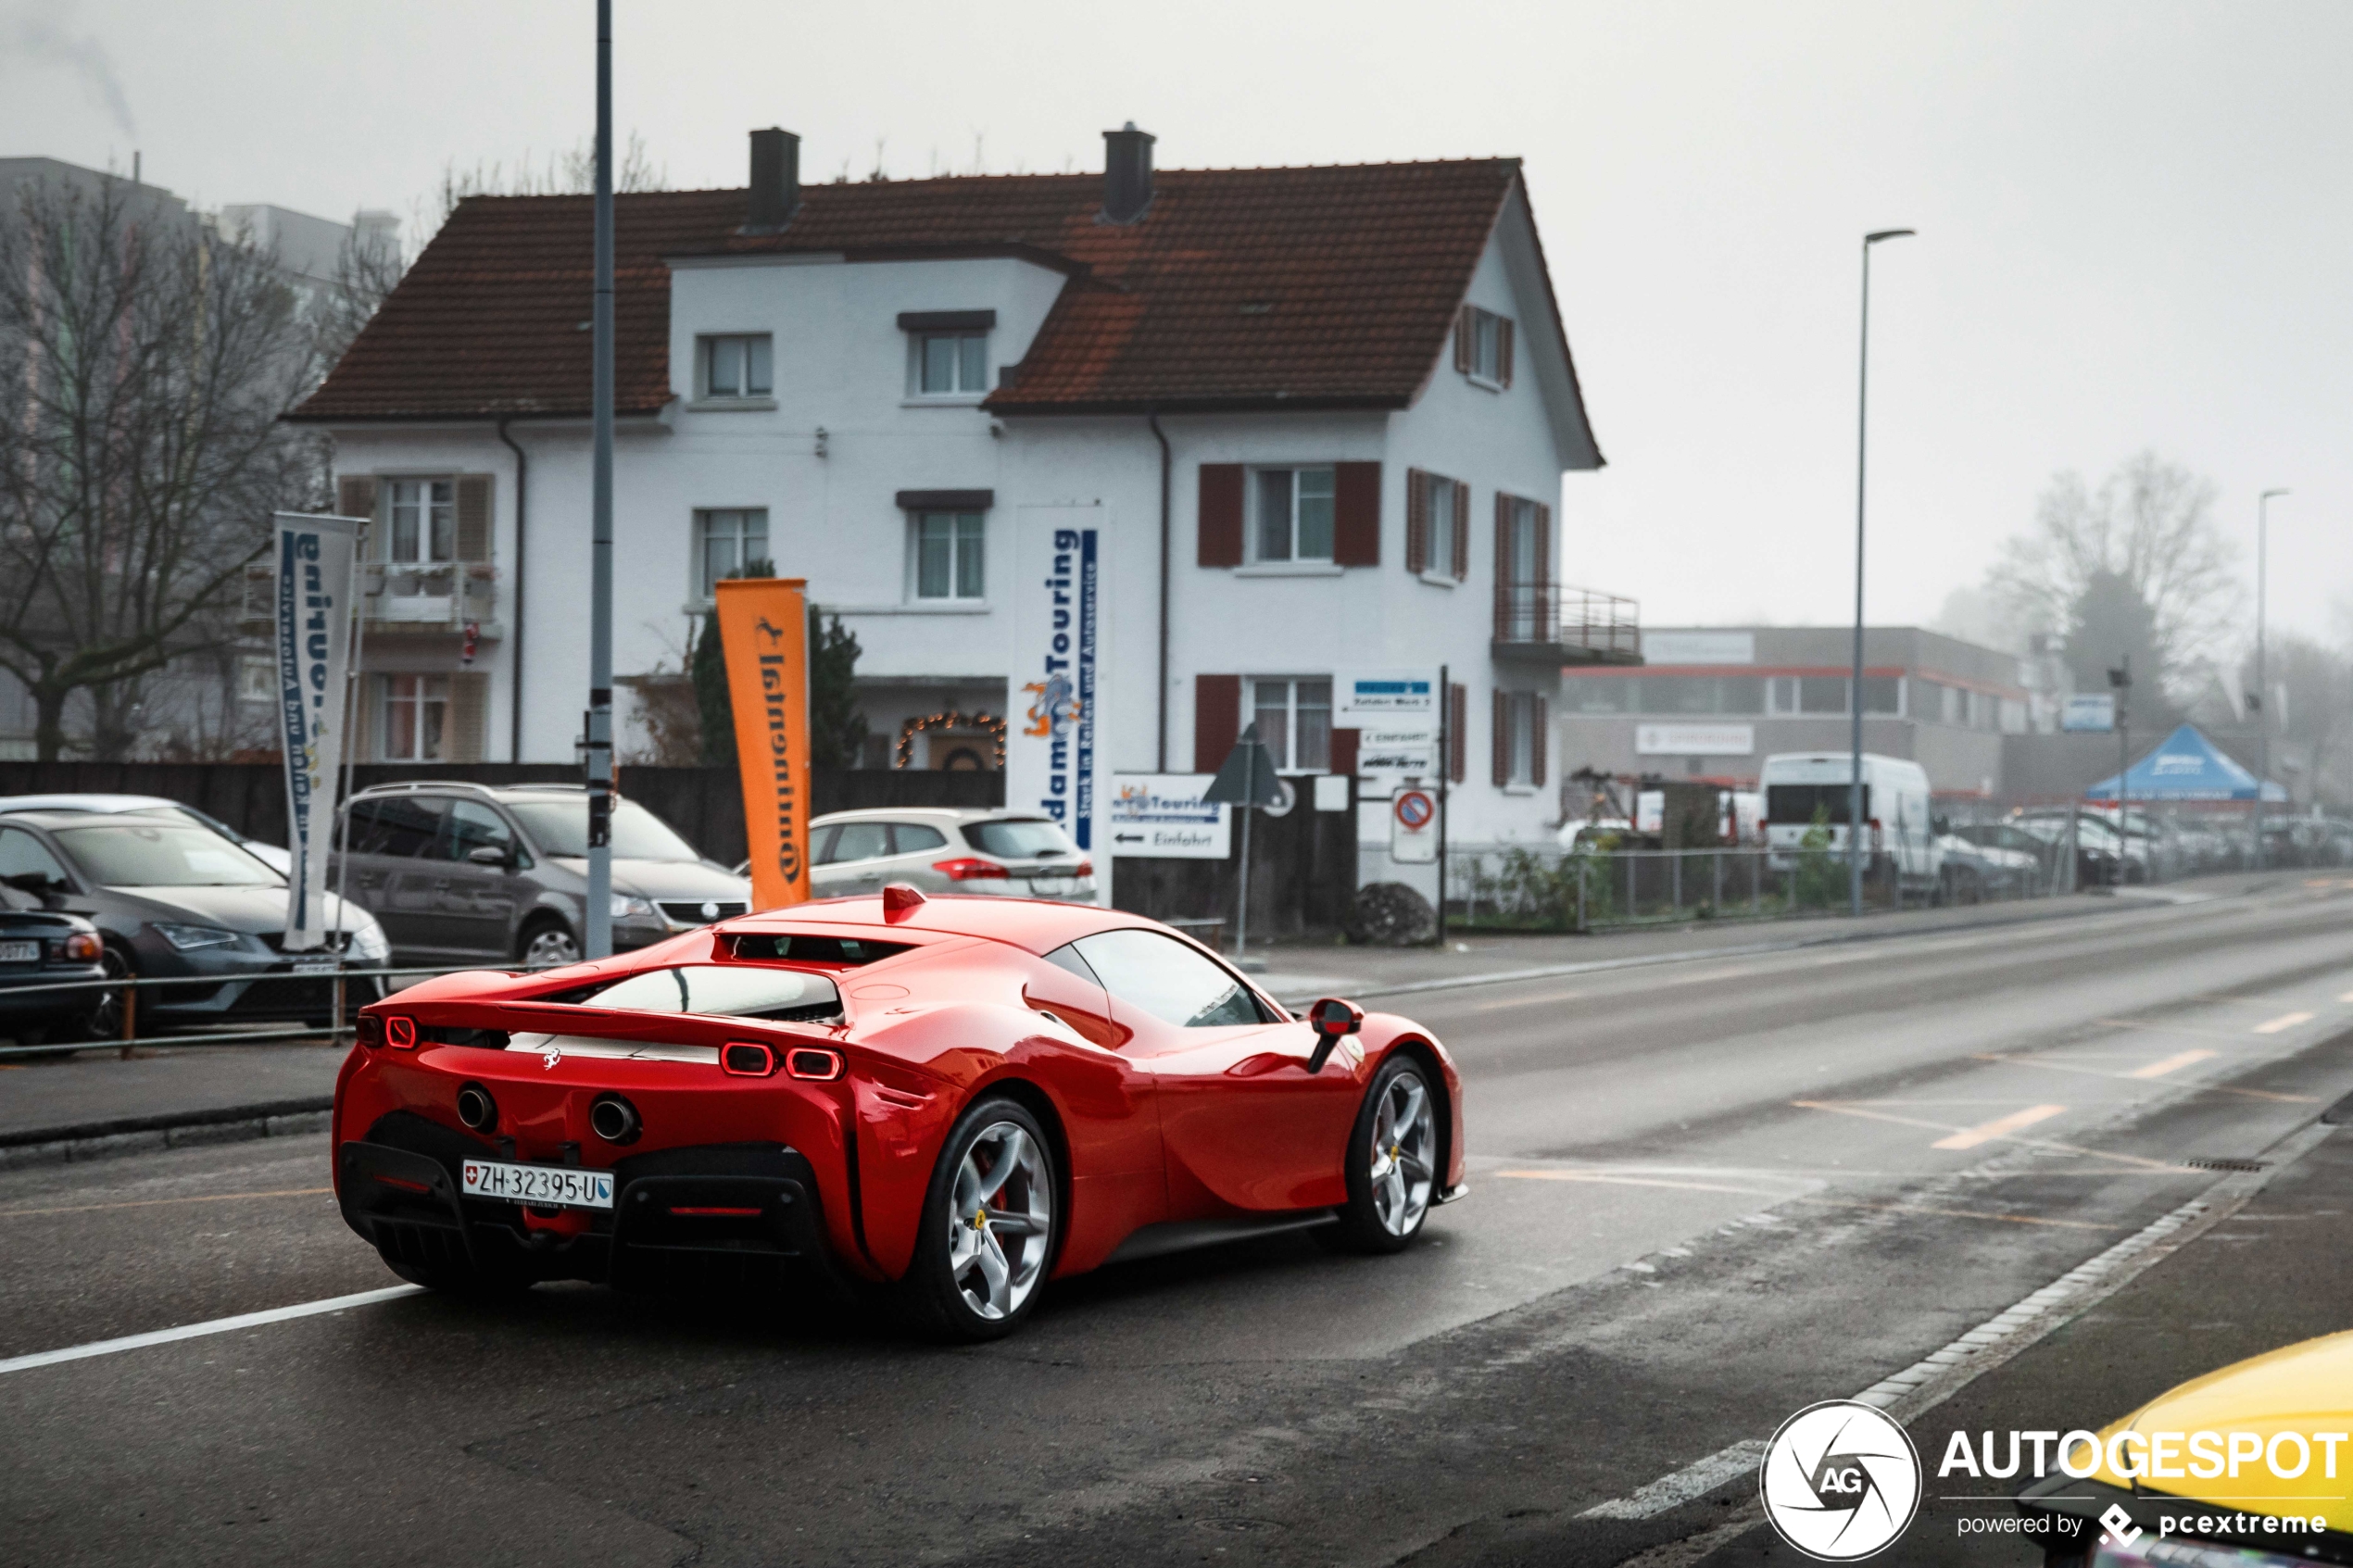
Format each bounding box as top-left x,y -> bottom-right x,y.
882,883 -> 927,919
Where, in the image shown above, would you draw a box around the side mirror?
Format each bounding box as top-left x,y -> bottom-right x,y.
467,845 -> 511,866
1304,996 -> 1365,1074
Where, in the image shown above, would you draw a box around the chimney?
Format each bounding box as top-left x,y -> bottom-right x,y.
1101,122 -> 1154,225
747,128 -> 799,232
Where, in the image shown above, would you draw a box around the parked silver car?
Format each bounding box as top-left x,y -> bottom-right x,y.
0,794 -> 293,874
807,808 -> 1099,903
333,782 -> 751,968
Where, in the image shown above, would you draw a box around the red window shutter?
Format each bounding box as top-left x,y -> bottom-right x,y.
1328,726 -> 1360,777
1404,469 -> 1428,574
1531,695 -> 1549,787
1453,306 -> 1473,374
1491,689 -> 1510,786
1194,675 -> 1240,772
1197,464 -> 1243,568
1498,317 -> 1515,388
1452,481 -> 1470,582
1332,461 -> 1380,566
1448,683 -> 1467,784
336,474 -> 377,524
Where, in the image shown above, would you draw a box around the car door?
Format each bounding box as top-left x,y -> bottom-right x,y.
346,795 -> 447,957
434,799 -> 521,961
811,821 -> 893,897
1070,927 -> 1364,1216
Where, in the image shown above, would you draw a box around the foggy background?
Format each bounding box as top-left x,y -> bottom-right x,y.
4,0 -> 2346,646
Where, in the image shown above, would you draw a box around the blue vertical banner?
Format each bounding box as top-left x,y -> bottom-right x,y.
272,511 -> 362,948
1008,507 -> 1114,907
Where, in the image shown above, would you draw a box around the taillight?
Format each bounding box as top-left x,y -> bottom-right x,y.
786,1047 -> 844,1081
356,1013 -> 385,1049
931,858 -> 1009,881
61,932 -> 101,962
1073,859 -> 1093,879
722,1041 -> 775,1076
384,1015 -> 417,1048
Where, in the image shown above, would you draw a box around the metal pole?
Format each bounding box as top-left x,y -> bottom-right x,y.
584,0 -> 616,958
2116,655 -> 2129,885
1850,228 -> 1913,917
2253,489 -> 2285,871
1436,662 -> 1450,946
1235,744 -> 1253,960
333,525 -> 369,969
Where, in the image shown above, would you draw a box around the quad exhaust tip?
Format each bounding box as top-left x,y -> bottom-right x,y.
455,1083 -> 497,1133
589,1094 -> 641,1145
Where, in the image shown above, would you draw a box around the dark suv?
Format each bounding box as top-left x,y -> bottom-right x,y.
332,783 -> 752,968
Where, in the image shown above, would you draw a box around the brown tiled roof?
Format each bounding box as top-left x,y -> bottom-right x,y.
294,159 -> 1579,425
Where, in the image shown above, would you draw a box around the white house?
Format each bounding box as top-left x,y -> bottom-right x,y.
290,125 -> 1631,865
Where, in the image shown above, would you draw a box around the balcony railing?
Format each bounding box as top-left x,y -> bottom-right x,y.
1492,583 -> 1641,664
241,560 -> 501,634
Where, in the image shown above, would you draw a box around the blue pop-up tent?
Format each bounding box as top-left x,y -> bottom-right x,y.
2084,723 -> 2287,802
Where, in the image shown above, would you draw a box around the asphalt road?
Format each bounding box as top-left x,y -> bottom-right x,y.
5,874 -> 2352,1567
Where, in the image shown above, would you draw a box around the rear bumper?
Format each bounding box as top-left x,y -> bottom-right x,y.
337,1110 -> 849,1294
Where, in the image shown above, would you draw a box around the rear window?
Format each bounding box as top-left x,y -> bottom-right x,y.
1766,784 -> 1867,825
561,964 -> 841,1022
964,819 -> 1077,859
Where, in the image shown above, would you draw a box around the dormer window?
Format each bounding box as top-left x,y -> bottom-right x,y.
1454,305 -> 1514,388
698,333 -> 773,399
900,310 -> 996,399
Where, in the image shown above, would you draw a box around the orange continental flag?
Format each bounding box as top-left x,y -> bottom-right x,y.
715,578 -> 812,911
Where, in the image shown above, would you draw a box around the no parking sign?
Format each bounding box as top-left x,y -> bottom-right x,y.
1390,787 -> 1439,864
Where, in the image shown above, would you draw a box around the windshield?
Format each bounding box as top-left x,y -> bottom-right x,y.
1766,784 -> 1868,825
573,964 -> 840,1021
963,818 -> 1077,859
507,798 -> 699,861
57,822 -> 283,886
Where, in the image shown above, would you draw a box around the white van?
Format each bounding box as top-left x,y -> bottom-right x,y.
1759,752 -> 1943,899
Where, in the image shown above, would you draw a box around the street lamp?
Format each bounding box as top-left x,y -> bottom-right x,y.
2252,487 -> 2289,870
1850,228 -> 1915,917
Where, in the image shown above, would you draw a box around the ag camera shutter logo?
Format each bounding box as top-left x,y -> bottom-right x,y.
1759,1400 -> 1922,1560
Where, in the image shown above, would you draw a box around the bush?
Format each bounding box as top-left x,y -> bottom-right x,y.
1345,882 -> 1438,947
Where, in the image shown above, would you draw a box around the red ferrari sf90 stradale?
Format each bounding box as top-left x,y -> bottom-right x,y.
333,884 -> 1466,1338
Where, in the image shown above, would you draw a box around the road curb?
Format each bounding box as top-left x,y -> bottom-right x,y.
0,1098 -> 333,1173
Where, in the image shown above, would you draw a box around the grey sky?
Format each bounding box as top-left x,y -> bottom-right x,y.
4,0 -> 2346,648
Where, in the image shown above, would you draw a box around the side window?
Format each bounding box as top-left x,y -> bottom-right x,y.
829,822 -> 891,864
353,796 -> 446,858
1040,943 -> 1102,986
1070,929 -> 1270,1029
890,823 -> 948,854
0,827 -> 70,890
809,823 -> 841,867
444,800 -> 515,863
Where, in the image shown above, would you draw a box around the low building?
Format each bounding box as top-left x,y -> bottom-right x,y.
1557,626 -> 2031,803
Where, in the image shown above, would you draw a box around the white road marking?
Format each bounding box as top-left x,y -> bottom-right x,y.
2129,1048 -> 2219,1079
1579,1438 -> 1769,1520
0,1286 -> 423,1376
1931,1104 -> 2066,1150
2254,1010 -> 2315,1035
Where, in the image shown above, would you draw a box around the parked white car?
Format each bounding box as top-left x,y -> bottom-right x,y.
807,808 -> 1100,903
0,794 -> 292,874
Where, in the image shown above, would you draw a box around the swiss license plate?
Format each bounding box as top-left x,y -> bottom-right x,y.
460,1159 -> 614,1210
291,960 -> 337,974
0,940 -> 38,964
1030,878 -> 1073,897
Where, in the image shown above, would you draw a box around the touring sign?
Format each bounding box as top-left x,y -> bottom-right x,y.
1108,775 -> 1231,859
271,510 -> 361,951
1008,508 -> 1113,903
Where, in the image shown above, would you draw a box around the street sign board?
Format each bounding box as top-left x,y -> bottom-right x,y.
1354,725 -> 1438,784
1390,787 -> 1439,863
1337,668 -> 1440,730
2062,694 -> 2116,733
1108,774 -> 1230,859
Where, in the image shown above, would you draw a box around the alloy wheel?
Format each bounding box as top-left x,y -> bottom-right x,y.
522,926 -> 581,969
947,1121 -> 1051,1321
1367,1070 -> 1437,1236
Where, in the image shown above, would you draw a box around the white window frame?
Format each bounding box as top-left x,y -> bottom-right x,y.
384,477 -> 455,566
698,333 -> 774,400
236,656 -> 274,706
1465,306 -> 1510,385
381,674 -> 449,762
909,331 -> 989,399
911,510 -> 987,603
1245,676 -> 1334,774
694,508 -> 770,601
1504,690 -> 1539,786
1422,473 -> 1460,578
1249,467 -> 1338,564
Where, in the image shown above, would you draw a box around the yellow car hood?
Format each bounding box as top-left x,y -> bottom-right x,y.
2093,1329 -> 2353,1530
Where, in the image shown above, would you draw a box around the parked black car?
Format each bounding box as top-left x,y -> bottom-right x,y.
0,811 -> 389,1033
0,886 -> 107,1045
331,782 -> 751,969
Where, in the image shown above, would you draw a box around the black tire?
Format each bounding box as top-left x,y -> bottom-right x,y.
516,915 -> 581,970
1319,1053 -> 1441,1255
61,943 -> 135,1043
893,1096 -> 1059,1342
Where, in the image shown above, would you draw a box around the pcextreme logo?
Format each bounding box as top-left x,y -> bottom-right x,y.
1759,1401 -> 1923,1561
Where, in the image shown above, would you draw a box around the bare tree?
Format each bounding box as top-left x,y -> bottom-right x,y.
1986,451 -> 2241,695
434,131 -> 668,226
2248,633 -> 2353,808
0,175 -> 319,759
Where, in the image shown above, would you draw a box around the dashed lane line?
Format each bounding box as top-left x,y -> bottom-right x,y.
0,1286 -> 424,1376
1931,1103 -> 2067,1150
1970,1052 -> 2316,1104
2129,1048 -> 2220,1079
2255,1010 -> 2317,1035
1791,1099 -> 2178,1171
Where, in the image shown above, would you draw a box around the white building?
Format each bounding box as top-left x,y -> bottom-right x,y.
291,125 -> 1629,857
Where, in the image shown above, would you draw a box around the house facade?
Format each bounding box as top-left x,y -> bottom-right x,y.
291,126 -> 1625,859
